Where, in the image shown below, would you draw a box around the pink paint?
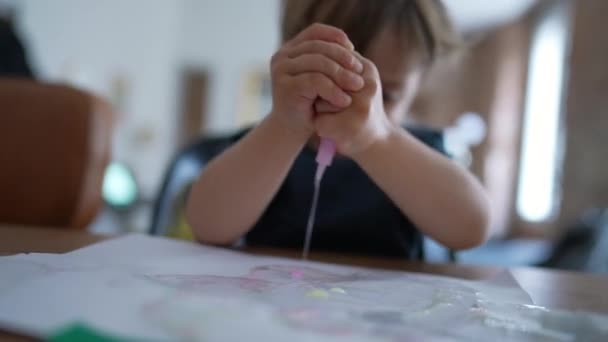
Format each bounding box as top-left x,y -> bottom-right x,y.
313,138 -> 336,184
291,270 -> 305,280
303,138 -> 336,260
316,138 -> 336,167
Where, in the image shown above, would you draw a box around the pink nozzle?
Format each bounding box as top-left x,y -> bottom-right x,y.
316,138 -> 336,167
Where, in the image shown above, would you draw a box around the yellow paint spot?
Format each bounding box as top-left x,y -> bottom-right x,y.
307,289 -> 329,299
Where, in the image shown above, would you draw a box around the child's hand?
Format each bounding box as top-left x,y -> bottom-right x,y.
269,24 -> 365,139
314,54 -> 392,157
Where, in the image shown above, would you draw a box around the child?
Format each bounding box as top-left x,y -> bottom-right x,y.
186,0 -> 490,258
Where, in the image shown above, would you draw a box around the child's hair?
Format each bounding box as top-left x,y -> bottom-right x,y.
281,0 -> 461,65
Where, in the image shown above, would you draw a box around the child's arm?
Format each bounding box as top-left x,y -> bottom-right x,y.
186,24 -> 364,245
186,115 -> 309,245
353,127 -> 491,250
314,55 -> 491,250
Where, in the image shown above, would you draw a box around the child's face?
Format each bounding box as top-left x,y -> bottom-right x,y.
365,28 -> 426,124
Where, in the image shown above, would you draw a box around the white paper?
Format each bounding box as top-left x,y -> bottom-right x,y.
0,235 -> 607,341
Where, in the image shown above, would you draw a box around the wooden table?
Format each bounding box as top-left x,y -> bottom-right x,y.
1,224 -> 608,341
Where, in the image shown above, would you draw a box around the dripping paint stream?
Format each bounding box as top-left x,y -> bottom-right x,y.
302,175 -> 321,260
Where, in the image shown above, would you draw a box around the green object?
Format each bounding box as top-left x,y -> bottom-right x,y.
47,323 -> 144,342
102,162 -> 138,209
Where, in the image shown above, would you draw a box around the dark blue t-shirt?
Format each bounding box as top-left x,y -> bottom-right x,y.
243,126 -> 447,259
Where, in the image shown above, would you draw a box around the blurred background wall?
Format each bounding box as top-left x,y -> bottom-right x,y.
559,0 -> 608,232
10,0 -> 280,200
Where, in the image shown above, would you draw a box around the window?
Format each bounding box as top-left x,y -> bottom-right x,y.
516,2 -> 571,222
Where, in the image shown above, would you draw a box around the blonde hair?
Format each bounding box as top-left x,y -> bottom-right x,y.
281,0 -> 461,64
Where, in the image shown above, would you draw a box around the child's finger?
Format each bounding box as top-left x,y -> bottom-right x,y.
314,99 -> 342,113
287,40 -> 363,73
314,111 -> 350,143
287,23 -> 354,50
291,73 -> 352,108
286,54 -> 364,92
354,52 -> 382,95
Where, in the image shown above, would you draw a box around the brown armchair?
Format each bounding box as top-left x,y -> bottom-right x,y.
0,79 -> 113,229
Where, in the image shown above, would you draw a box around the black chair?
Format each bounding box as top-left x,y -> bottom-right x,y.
540,208 -> 608,273
150,135 -> 237,237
